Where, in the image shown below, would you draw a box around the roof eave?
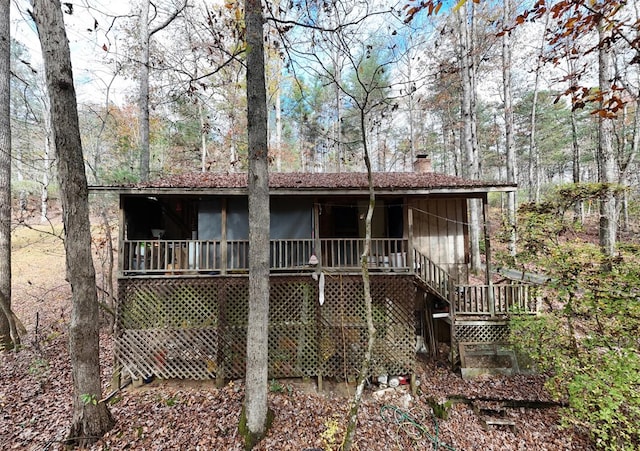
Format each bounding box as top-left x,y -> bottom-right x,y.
89,184 -> 517,196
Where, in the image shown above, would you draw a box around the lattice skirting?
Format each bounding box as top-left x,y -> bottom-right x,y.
116,275 -> 416,381
451,321 -> 510,363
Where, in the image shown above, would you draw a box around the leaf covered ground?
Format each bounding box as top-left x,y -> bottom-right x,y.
1,222 -> 596,450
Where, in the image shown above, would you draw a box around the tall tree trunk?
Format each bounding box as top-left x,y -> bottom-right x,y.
566,40 -> 584,222
31,0 -> 115,444
274,88 -> 282,171
570,105 -> 583,219
502,0 -> 516,257
241,0 -> 270,448
342,109 -> 376,451
137,0 -> 186,180
0,0 -> 19,350
138,0 -> 150,182
199,100 -> 208,171
458,2 -> 481,273
620,95 -> 640,231
529,15 -> 549,204
597,20 -> 617,256
40,91 -> 53,223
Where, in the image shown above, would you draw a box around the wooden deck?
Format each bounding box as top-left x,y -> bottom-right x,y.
121,238 -> 539,318
114,238 -> 540,381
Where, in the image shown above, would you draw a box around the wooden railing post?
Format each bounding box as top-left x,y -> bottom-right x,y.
488,286 -> 495,317
482,194 -> 496,317
221,199 -> 228,275
408,208 -> 414,273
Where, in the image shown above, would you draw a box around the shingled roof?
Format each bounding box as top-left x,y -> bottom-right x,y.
90,171 -> 516,196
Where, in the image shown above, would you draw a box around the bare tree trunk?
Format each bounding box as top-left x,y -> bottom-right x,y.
240,0 -> 270,448
0,0 -> 19,350
137,0 -> 186,181
198,101 -> 208,171
502,0 -> 516,257
597,20 -> 617,257
528,72 -> 540,203
138,0 -> 150,182
274,88 -> 282,171
620,95 -> 640,231
31,0 -> 114,444
334,66 -> 342,172
565,40 -> 584,222
40,91 -> 53,223
342,110 -> 376,451
528,16 -> 549,204
458,2 -> 481,273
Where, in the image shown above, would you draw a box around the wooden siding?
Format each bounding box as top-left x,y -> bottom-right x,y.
409,198 -> 468,282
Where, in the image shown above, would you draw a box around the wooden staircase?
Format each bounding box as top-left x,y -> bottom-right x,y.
411,249 -> 539,372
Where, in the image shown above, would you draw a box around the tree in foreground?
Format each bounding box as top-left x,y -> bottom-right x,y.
277,4 -> 402,446
0,0 -> 21,351
239,0 -> 271,449
31,0 -> 115,445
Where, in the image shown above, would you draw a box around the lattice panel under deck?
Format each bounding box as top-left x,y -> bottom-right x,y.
452,322 -> 510,364
319,275 -> 416,379
218,278 -> 248,379
454,323 -> 510,343
268,280 -> 318,378
216,277 -> 320,379
116,328 -> 218,380
116,275 -> 415,381
117,278 -> 221,380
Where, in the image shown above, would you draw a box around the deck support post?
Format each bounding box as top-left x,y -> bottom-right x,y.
481,194 -> 495,317
221,199 -> 228,275
410,372 -> 417,395
407,207 -> 414,273
110,364 -> 122,393
313,200 -> 322,271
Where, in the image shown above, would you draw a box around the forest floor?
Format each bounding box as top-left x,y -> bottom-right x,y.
1,213 -> 597,450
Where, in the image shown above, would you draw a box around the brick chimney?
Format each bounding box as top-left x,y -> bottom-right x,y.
413,154 -> 432,173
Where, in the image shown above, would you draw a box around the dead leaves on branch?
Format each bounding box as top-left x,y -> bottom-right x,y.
403,0 -> 636,118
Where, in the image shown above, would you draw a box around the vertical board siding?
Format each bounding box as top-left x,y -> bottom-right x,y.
409,198 -> 467,278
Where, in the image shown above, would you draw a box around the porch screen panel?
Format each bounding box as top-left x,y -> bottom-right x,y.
226,198 -> 249,239
227,198 -> 249,269
198,200 -> 222,240
270,198 -> 313,268
198,200 -> 222,270
270,198 -> 312,239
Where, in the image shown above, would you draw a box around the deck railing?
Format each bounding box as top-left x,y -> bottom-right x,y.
413,249 -> 452,301
122,238 -> 410,275
453,284 -> 538,316
412,248 -> 538,317
319,238 -> 409,270
121,239 -> 539,315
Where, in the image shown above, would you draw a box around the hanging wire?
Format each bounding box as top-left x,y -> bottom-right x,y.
314,202 -> 473,227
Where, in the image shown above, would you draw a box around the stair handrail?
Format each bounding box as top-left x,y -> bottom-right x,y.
413,248 -> 452,302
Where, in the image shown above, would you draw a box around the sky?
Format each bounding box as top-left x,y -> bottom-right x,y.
11,0 -> 135,105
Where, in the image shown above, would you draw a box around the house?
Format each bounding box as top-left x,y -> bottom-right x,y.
94,158 -> 538,387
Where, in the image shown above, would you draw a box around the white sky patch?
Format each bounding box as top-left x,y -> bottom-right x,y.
11,0 -> 135,105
